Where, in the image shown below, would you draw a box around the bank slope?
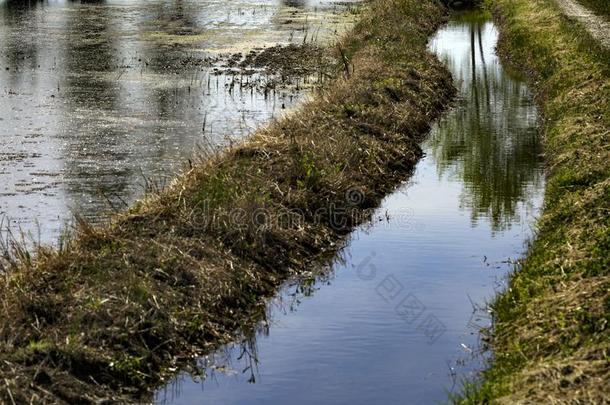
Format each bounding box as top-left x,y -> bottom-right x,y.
0,0 -> 454,403
459,0 -> 610,403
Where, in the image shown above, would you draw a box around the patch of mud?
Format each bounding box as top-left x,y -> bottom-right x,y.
212,44 -> 334,94
239,44 -> 330,75
145,54 -> 219,71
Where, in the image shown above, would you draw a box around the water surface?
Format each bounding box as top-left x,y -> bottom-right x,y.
0,0 -> 357,242
156,11 -> 545,404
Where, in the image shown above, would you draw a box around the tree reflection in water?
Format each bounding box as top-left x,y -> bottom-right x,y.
428,12 -> 544,232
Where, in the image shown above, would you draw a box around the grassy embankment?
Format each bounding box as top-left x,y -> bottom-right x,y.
458,0 -> 609,402
0,0 -> 454,402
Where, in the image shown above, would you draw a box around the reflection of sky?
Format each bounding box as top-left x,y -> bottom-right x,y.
156,14 -> 545,405
0,0 -> 358,244
430,22 -> 499,90
427,18 -> 543,231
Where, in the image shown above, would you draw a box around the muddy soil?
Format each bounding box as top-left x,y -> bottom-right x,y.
214,44 -> 333,93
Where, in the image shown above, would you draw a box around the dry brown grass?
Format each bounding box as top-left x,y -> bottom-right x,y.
0,0 -> 454,402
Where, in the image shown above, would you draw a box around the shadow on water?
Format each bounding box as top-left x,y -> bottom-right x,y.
155,10 -> 544,405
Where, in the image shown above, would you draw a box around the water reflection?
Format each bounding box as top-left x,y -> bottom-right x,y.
0,0 -> 67,238
155,11 -> 545,405
428,12 -> 543,231
0,0 -> 358,242
59,2 -> 134,208
1,2 -> 39,75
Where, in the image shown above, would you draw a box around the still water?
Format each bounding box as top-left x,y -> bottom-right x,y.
156,12 -> 545,404
0,0 -> 357,243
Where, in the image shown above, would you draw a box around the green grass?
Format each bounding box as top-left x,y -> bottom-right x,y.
0,1 -> 455,402
456,0 -> 610,402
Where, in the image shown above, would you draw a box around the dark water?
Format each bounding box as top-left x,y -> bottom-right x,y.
156,11 -> 545,405
0,0 -> 357,243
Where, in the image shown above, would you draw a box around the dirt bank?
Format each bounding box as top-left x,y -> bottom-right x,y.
0,0 -> 454,402
457,0 -> 609,402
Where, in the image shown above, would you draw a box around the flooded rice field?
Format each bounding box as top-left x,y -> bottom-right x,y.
155,11 -> 545,404
0,0 -> 358,243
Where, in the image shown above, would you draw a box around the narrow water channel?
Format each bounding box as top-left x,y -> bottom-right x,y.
0,0 -> 357,243
156,11 -> 545,404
